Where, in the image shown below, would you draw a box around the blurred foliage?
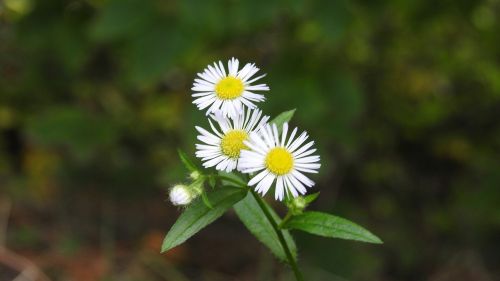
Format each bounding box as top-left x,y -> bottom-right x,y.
1,0 -> 500,280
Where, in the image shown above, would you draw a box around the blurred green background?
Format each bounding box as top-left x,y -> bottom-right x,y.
1,0 -> 500,280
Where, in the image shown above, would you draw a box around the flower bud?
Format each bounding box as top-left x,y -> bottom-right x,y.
287,196 -> 307,215
189,170 -> 201,180
169,185 -> 193,206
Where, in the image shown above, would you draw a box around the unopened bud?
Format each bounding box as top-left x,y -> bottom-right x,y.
190,170 -> 201,180
169,185 -> 192,206
288,196 -> 307,215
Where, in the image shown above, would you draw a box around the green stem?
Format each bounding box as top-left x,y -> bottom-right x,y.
212,174 -> 247,188
250,190 -> 304,281
279,212 -> 293,229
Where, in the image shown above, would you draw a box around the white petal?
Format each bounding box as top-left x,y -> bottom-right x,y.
256,173 -> 275,195
248,169 -> 270,186
242,91 -> 266,101
246,85 -> 269,91
245,73 -> 266,84
287,131 -> 309,152
287,174 -> 307,195
275,176 -> 284,201
295,148 -> 317,159
284,175 -> 300,197
203,155 -> 227,167
285,127 -> 298,148
295,156 -> 320,164
292,170 -> 315,187
192,91 -> 214,97
292,141 -> 314,157
281,122 -> 288,147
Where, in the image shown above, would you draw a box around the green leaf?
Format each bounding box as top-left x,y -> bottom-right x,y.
234,193 -> 297,262
162,187 -> 247,253
282,211 -> 382,244
178,149 -> 198,172
270,109 -> 296,132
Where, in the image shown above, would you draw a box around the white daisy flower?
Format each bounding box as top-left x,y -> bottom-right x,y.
238,123 -> 321,201
195,108 -> 270,172
191,57 -> 269,117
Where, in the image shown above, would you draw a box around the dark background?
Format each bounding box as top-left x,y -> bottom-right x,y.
1,0 -> 500,280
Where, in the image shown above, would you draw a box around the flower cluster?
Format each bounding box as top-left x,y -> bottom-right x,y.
163,59 -> 382,279
170,58 -> 321,204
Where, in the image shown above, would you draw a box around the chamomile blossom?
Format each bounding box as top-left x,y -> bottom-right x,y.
195,108 -> 270,172
238,123 -> 320,201
192,57 -> 269,118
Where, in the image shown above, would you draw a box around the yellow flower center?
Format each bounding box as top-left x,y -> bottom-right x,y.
215,76 -> 244,100
220,130 -> 248,159
265,147 -> 294,176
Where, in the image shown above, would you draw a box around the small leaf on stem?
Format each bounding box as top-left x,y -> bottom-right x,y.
304,192 -> 320,204
178,149 -> 198,172
270,109 -> 296,132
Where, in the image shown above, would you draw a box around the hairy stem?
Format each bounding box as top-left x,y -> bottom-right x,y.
250,190 -> 304,281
